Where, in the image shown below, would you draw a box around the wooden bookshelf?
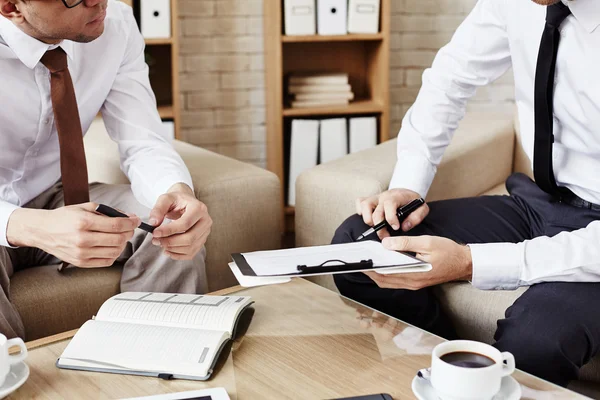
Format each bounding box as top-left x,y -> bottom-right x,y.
264,0 -> 391,232
120,0 -> 181,139
281,33 -> 384,43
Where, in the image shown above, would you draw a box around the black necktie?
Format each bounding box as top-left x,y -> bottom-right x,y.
533,2 -> 572,198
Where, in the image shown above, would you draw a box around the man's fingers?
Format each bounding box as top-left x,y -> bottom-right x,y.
382,235 -> 433,253
153,208 -> 204,238
149,194 -> 175,227
402,203 -> 430,232
383,200 -> 400,231
77,231 -> 133,247
156,218 -> 210,248
371,204 -> 385,226
85,214 -> 139,233
376,228 -> 391,240
361,201 -> 376,226
356,198 -> 366,215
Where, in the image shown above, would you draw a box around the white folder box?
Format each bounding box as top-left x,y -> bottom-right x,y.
284,0 -> 317,35
141,0 -> 171,39
348,0 -> 380,34
288,120 -> 320,206
162,121 -> 175,140
317,0 -> 348,35
349,117 -> 378,153
319,118 -> 348,164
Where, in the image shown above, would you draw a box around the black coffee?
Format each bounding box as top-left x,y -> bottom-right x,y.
440,351 -> 495,368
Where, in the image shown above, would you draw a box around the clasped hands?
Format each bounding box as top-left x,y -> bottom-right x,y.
357,188 -> 472,290
6,182 -> 211,268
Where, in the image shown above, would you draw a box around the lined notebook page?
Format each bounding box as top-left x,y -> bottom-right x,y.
60,320 -> 227,377
95,293 -> 252,333
242,241 -> 423,276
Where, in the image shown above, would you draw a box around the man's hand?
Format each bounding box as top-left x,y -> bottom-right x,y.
364,236 -> 473,290
356,189 -> 429,239
6,203 -> 140,268
149,183 -> 212,260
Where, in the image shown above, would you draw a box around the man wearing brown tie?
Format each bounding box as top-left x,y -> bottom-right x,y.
0,0 -> 211,339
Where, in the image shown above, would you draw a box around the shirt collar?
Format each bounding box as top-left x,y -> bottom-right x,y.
563,0 -> 600,33
0,17 -> 75,69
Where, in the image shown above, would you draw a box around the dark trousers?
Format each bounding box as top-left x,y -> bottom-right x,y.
333,173 -> 600,386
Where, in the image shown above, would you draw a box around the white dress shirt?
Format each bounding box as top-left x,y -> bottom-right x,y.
0,0 -> 193,247
390,0 -> 600,289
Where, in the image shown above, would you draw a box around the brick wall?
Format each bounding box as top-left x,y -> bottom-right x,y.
389,0 -> 515,136
178,0 -> 515,166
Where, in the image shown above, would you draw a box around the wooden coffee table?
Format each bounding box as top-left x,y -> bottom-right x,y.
7,279 -> 585,399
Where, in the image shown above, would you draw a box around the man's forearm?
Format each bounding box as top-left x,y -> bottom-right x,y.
6,208 -> 46,248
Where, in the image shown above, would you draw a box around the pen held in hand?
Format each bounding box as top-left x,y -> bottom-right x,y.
355,198 -> 425,242
95,204 -> 156,233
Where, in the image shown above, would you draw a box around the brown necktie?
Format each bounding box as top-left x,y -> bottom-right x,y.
41,48 -> 90,206
41,48 -> 90,272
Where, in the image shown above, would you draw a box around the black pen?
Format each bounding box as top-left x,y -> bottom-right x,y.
95,204 -> 156,233
355,198 -> 425,241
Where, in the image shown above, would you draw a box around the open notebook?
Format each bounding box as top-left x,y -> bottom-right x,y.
57,292 -> 254,381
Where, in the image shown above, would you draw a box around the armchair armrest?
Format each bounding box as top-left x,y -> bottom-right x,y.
295,112 -> 516,249
85,120 -> 282,291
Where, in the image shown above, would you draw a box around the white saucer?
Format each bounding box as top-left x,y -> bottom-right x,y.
0,361 -> 29,399
411,374 -> 521,400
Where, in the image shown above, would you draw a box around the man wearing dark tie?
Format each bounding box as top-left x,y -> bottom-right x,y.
0,0 -> 212,339
333,0 -> 600,386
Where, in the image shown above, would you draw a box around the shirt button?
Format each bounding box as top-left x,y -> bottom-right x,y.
44,119 -> 50,125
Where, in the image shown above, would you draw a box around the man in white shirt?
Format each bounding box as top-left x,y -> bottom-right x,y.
0,0 -> 212,339
333,0 -> 600,386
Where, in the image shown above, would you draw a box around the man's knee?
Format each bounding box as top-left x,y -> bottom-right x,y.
332,214 -> 369,244
494,301 -> 589,385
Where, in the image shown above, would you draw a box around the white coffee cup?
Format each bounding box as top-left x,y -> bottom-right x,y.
431,340 -> 515,400
0,334 -> 27,387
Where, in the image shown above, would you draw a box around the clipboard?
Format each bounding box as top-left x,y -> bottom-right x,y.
228,241 -> 432,287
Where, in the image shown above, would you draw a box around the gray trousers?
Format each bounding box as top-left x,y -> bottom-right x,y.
0,182 -> 208,339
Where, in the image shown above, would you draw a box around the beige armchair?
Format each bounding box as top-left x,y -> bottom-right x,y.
11,120 -> 282,341
295,112 -> 600,396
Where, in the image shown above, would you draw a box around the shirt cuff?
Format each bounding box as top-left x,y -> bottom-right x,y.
0,202 -> 20,248
468,242 -> 525,290
148,174 -> 195,206
388,151 -> 437,198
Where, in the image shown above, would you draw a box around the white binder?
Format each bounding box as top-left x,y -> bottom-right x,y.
162,121 -> 175,140
141,0 -> 171,39
348,0 -> 381,34
349,117 -> 378,153
319,118 -> 348,164
288,120 -> 320,206
317,0 -> 348,35
284,0 -> 317,35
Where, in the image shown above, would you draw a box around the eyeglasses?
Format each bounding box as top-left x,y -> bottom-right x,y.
61,0 -> 85,8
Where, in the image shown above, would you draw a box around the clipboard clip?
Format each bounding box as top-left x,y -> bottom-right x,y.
297,259 -> 374,274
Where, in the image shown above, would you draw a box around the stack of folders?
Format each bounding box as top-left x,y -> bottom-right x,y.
284,0 -> 381,36
287,117 -> 377,206
288,73 -> 354,109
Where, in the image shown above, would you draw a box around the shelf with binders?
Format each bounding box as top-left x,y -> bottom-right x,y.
281,33 -> 384,43
282,113 -> 383,224
265,0 -> 390,234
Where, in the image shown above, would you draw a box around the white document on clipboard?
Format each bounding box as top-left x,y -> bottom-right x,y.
229,241 -> 431,287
